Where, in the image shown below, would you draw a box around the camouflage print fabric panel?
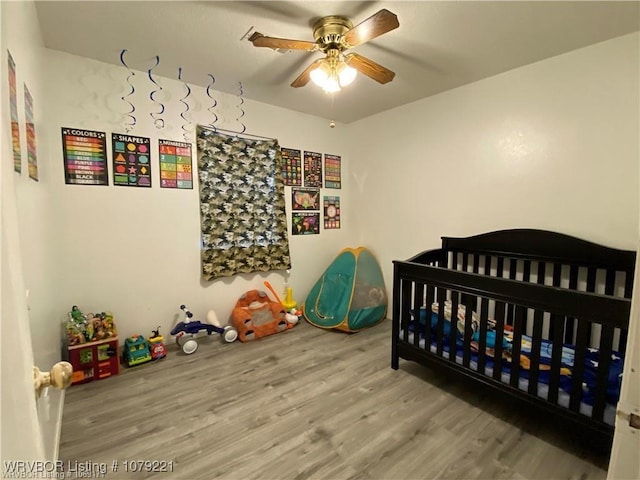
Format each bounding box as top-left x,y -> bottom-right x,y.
196,126 -> 292,280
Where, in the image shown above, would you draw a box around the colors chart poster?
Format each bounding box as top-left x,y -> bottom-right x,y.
112,134 -> 151,187
292,212 -> 320,235
303,151 -> 322,187
324,154 -> 341,189
324,196 -> 340,229
62,128 -> 108,185
8,50 -> 21,173
281,147 -> 302,186
292,188 -> 320,210
159,139 -> 193,189
24,84 -> 38,181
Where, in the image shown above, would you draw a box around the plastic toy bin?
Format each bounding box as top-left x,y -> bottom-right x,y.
67,337 -> 119,385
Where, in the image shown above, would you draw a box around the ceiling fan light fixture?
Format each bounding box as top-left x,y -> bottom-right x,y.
323,75 -> 341,93
310,62 -> 330,87
338,63 -> 357,87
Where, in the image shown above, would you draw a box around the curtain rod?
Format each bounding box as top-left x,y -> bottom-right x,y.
199,125 -> 276,141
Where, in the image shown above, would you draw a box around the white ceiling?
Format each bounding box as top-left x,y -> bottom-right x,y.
35,1 -> 639,124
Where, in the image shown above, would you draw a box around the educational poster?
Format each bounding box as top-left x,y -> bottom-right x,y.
292,212 -> 320,235
324,154 -> 341,189
159,139 -> 193,189
24,84 -> 38,181
8,50 -> 21,173
292,187 -> 320,210
112,133 -> 151,187
62,127 -> 108,185
303,150 -> 322,187
281,147 -> 302,186
324,196 -> 341,229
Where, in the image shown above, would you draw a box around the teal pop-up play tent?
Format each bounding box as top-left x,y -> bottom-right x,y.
303,247 -> 387,332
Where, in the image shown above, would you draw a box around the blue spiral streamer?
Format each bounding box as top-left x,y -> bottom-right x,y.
206,74 -> 218,130
236,81 -> 246,134
178,67 -> 192,141
148,55 -> 165,129
119,49 -> 136,132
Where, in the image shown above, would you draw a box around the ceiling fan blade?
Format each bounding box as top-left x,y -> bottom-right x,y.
291,59 -> 324,88
344,53 -> 395,84
249,32 -> 317,51
343,9 -> 399,48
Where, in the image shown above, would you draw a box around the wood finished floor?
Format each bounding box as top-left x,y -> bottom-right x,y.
59,319 -> 609,479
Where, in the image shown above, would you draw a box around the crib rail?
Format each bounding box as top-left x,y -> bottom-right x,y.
392,260 -> 632,434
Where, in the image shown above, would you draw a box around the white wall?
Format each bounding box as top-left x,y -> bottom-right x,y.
348,33 -> 640,294
1,0 -> 49,462
43,50 -> 357,342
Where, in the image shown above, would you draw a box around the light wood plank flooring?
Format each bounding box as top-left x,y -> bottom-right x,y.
59,319 -> 609,479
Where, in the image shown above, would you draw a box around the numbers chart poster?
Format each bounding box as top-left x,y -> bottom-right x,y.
24,84 -> 38,181
324,154 -> 341,189
8,50 -> 21,173
303,151 -> 322,187
292,212 -> 320,235
159,139 -> 193,189
281,147 -> 302,186
292,188 -> 320,210
112,134 -> 152,187
62,128 -> 108,185
324,196 -> 341,229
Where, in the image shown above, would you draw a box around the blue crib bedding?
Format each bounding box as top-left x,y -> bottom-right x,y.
407,307 -> 624,409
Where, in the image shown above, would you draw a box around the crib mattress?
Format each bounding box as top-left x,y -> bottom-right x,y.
399,329 -> 617,426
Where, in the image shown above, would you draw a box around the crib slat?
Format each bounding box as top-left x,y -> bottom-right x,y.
436,288 -> 446,357
592,325 -> 615,422
412,283 -> 424,348
547,314 -> 565,405
522,260 -> 531,283
569,319 -> 590,412
527,309 -> 544,396
450,291 -> 460,362
493,301 -> 505,381
564,265 -> 579,344
462,296 -> 474,368
425,284 -> 435,348
506,259 -> 517,326
527,261 -> 546,396
401,278 -> 412,343
509,305 -> 524,388
473,254 -> 480,274
477,298 -> 489,375
497,257 -> 504,278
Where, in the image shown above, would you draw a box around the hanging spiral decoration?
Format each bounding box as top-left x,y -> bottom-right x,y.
119,49 -> 136,132
236,81 -> 246,134
148,55 -> 165,129
178,67 -> 192,142
206,74 -> 219,130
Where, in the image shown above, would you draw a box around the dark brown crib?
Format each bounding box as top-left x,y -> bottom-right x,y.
391,229 -> 635,450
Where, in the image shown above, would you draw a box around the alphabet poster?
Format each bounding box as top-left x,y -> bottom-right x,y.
159,139 -> 193,189
62,127 -> 108,185
281,147 -> 302,186
303,151 -> 322,187
112,133 -> 151,187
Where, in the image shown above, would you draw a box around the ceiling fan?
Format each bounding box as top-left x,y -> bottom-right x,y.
248,9 -> 399,93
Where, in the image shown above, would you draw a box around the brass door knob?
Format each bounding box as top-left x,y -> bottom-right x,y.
33,361 -> 73,398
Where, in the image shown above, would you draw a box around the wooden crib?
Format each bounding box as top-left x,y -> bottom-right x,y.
391,229 -> 635,450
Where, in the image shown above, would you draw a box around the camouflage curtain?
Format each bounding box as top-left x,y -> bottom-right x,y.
196,126 -> 291,280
